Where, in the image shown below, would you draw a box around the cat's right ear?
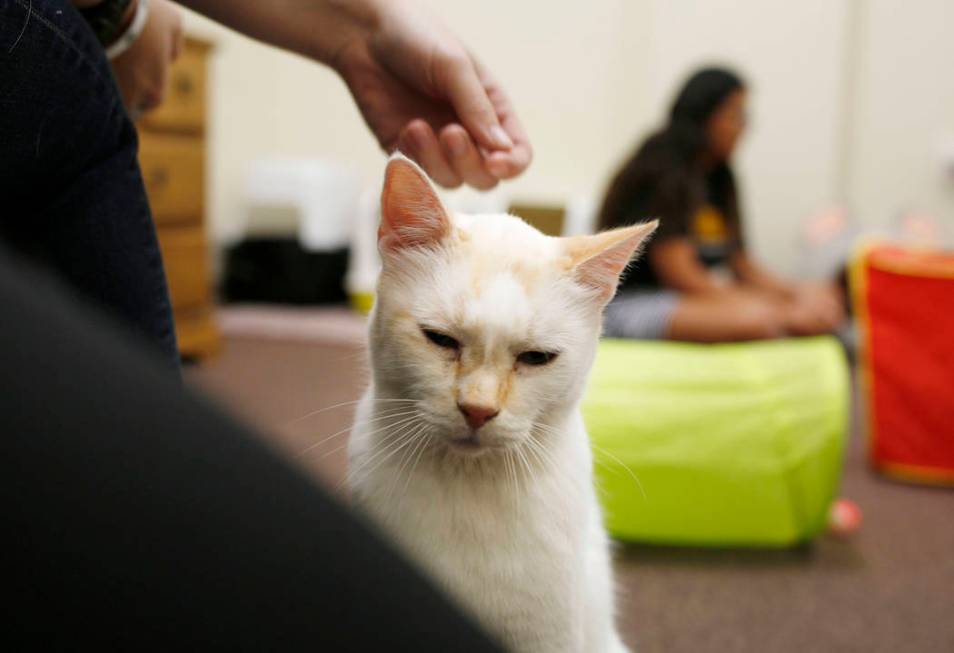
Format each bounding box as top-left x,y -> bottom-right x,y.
565,221 -> 658,305
379,152 -> 452,253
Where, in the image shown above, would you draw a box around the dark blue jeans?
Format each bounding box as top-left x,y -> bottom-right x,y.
0,0 -> 178,367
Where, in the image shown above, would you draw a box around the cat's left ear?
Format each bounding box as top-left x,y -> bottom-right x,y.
379,152 -> 452,253
565,221 -> 658,304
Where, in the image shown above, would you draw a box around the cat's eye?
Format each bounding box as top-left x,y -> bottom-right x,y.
422,328 -> 460,351
517,350 -> 559,366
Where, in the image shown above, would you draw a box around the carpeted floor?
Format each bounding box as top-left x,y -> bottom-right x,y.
186,308 -> 954,653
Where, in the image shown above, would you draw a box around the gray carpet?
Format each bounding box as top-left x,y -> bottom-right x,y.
187,332 -> 954,653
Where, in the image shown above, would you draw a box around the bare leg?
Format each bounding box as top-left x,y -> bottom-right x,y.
665,289 -> 789,342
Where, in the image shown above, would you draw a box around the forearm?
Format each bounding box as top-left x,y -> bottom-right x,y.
651,239 -> 727,295
663,268 -> 725,295
731,252 -> 794,299
175,0 -> 381,67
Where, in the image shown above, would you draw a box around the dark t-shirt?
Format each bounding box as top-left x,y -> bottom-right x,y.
620,169 -> 744,291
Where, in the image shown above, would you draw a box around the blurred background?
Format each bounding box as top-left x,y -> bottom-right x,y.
180,0 -> 953,272
137,1 -> 954,652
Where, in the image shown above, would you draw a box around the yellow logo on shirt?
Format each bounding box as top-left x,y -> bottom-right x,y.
692,205 -> 729,245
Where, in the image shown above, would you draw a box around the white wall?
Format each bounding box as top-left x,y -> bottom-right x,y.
182,0 -> 954,275
642,0 -> 852,274
179,12 -> 381,244
846,0 -> 954,238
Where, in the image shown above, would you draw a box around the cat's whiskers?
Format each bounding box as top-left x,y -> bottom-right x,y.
341,429 -> 419,494
531,421 -> 644,497
346,431 -> 419,492
504,449 -> 520,514
388,421 -> 432,499
349,413 -> 423,472
299,412 -> 413,458
395,424 -> 434,513
315,411 -> 421,460
405,426 -> 433,481
527,424 -> 562,467
525,439 -> 557,483
297,407 -> 421,456
345,412 -> 428,487
282,397 -> 419,429
299,418 -> 414,460
512,442 -> 534,487
519,438 -> 545,476
317,440 -> 350,460
524,425 -> 574,488
514,444 -> 540,513
589,442 -> 648,502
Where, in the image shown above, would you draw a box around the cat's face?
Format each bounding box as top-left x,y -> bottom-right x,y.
370,155 -> 655,456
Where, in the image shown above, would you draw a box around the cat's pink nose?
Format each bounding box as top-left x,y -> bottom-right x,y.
458,402 -> 499,430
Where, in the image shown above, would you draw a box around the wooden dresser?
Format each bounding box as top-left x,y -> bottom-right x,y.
138,37 -> 219,359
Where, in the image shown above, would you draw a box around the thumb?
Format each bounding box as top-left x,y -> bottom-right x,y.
441,56 -> 513,151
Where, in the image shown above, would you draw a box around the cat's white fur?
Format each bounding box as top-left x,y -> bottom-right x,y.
349,154 -> 655,652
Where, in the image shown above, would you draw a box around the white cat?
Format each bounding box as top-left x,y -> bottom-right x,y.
349,154 -> 656,652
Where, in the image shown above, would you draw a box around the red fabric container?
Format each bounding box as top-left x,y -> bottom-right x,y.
852,244 -> 954,484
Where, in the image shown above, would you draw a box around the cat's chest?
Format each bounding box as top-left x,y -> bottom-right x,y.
359,452 -> 589,582
350,419 -> 596,651
361,459 -> 589,650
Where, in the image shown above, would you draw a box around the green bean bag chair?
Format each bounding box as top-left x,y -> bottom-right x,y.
583,336 -> 849,547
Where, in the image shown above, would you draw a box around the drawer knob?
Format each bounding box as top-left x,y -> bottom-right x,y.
175,74 -> 194,98
149,167 -> 169,191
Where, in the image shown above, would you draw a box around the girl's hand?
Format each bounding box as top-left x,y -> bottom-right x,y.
787,282 -> 845,334
110,0 -> 184,117
332,0 -> 531,189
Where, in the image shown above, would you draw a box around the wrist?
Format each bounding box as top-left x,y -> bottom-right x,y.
766,282 -> 797,301
314,0 -> 382,71
743,276 -> 795,300
104,0 -> 150,60
116,0 -> 139,34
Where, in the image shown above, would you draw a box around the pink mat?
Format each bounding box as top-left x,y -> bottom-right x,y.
216,305 -> 368,347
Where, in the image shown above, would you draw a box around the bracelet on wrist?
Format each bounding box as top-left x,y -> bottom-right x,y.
104,0 -> 150,59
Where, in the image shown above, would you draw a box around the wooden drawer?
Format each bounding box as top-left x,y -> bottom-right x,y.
139,38 -> 209,133
139,132 -> 204,225
135,36 -> 218,361
157,225 -> 211,310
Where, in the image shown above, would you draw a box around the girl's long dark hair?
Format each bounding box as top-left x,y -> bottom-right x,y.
598,67 -> 746,232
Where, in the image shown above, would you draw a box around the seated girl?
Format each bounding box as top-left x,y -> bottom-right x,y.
598,67 -> 845,342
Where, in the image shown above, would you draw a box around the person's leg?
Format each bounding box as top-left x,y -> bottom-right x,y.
0,0 -> 178,367
665,289 -> 788,342
0,248 -> 499,651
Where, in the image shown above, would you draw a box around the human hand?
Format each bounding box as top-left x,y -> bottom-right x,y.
786,282 -> 845,335
331,0 -> 531,189
110,0 -> 184,118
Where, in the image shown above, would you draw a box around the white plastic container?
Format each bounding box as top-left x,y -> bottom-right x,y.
243,157 -> 362,252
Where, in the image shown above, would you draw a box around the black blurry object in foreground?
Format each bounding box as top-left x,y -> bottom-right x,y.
0,250 -> 499,652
